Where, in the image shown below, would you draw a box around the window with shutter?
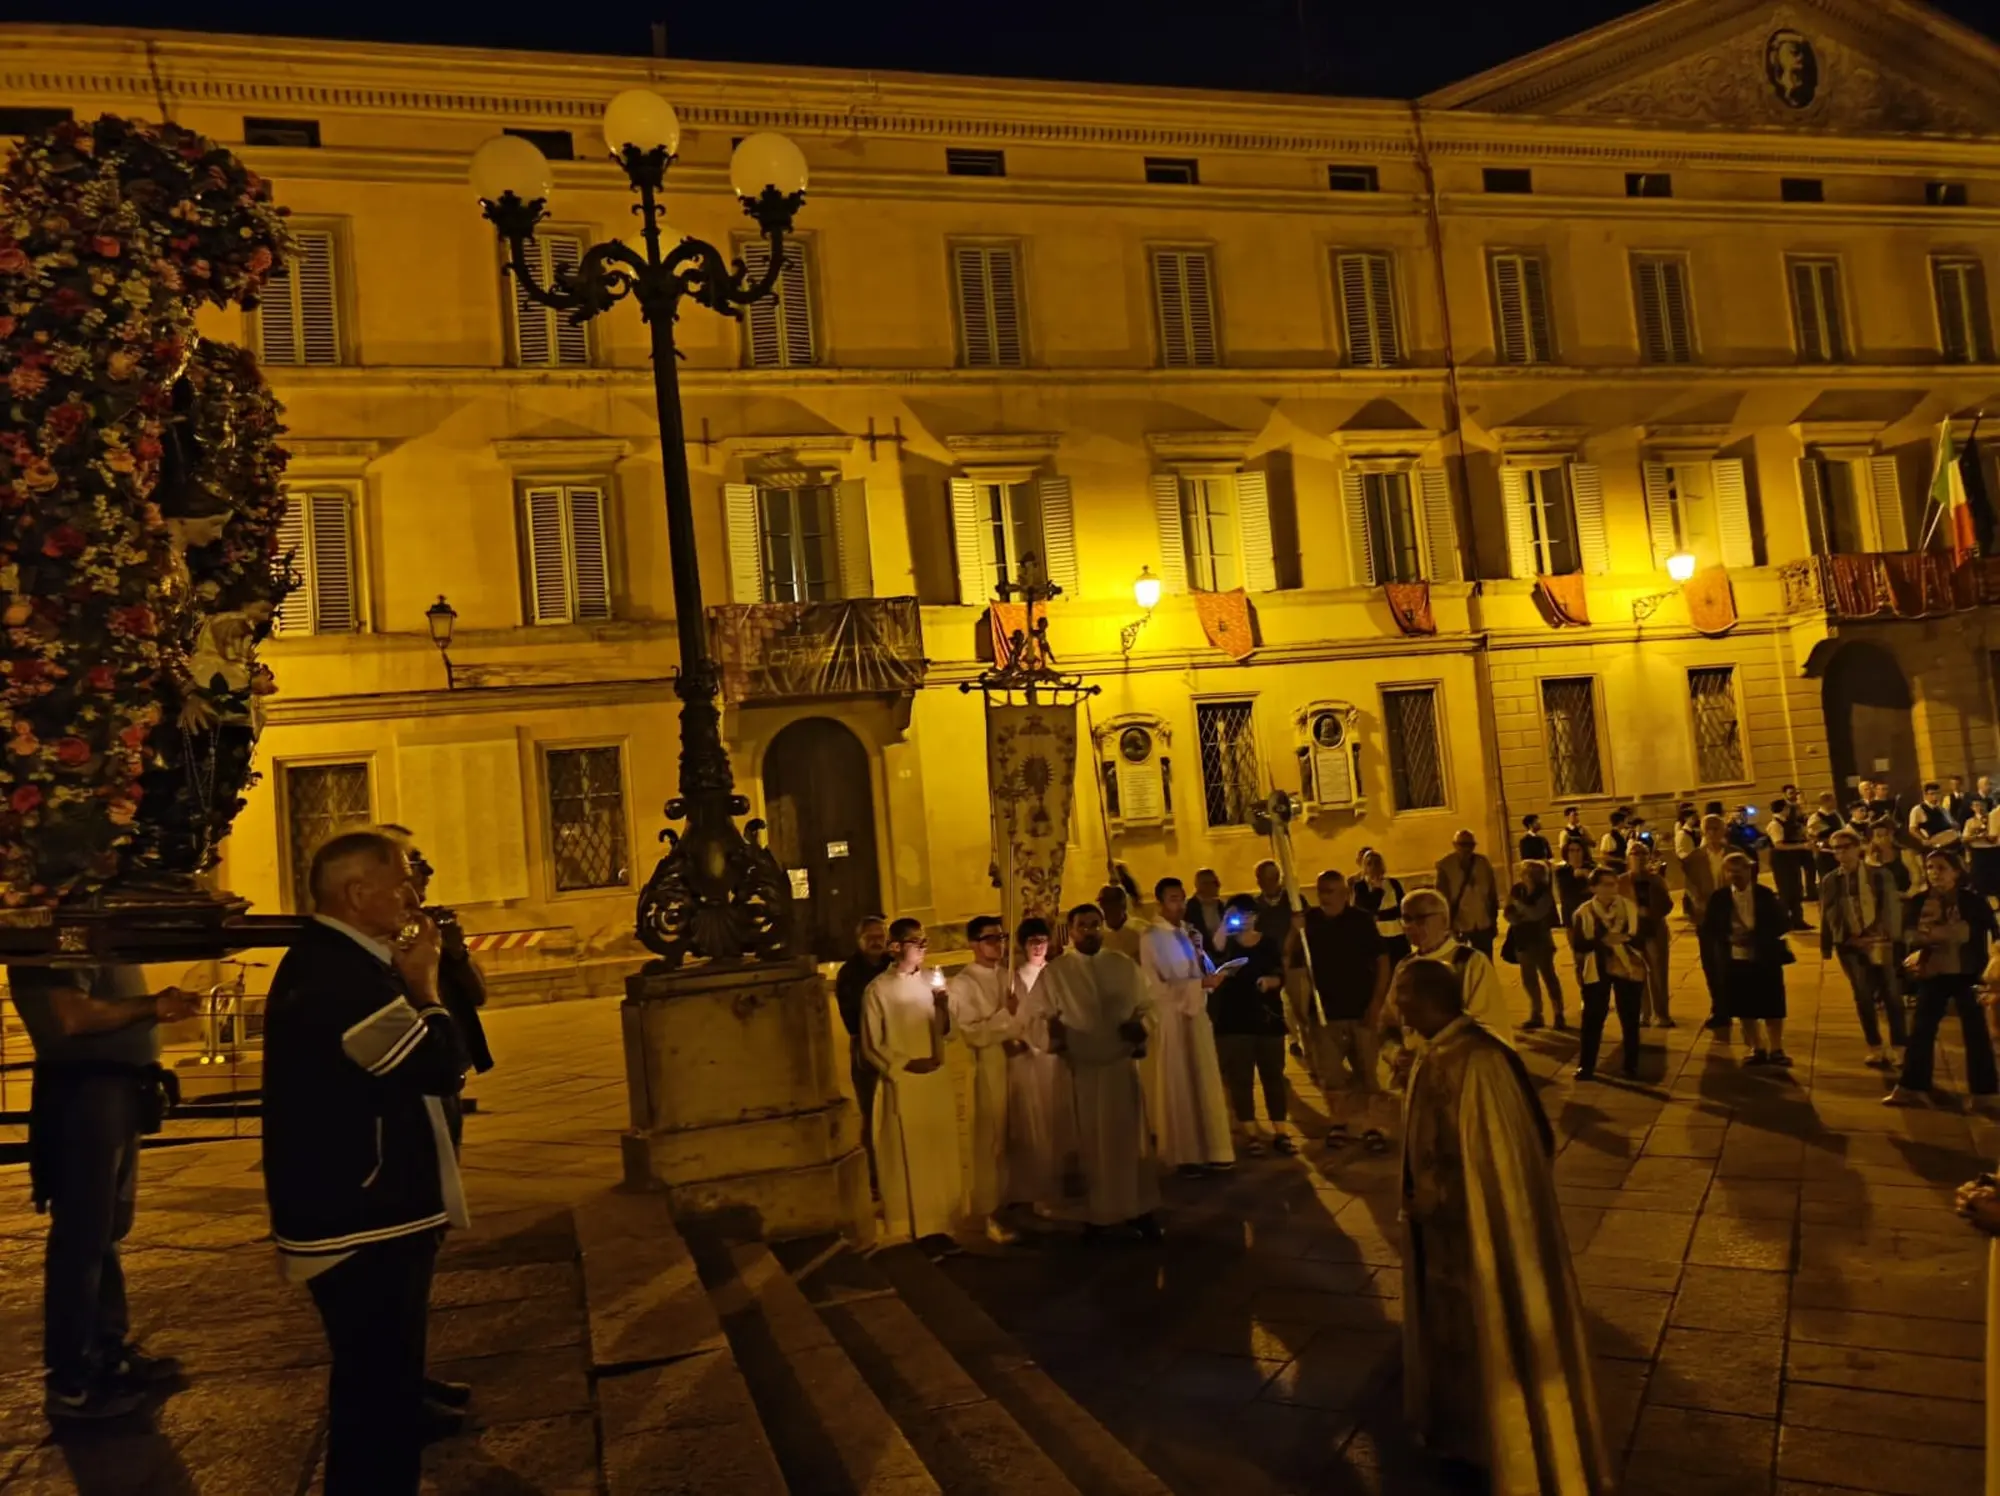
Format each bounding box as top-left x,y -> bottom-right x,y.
257,227 -> 341,366
272,491 -> 358,635
1869,455 -> 1906,550
1800,458 -> 1867,556
732,239 -> 816,367
1508,466 -> 1581,575
1152,248 -> 1220,368
953,244 -> 1026,367
1038,476 -> 1077,595
1179,478 -> 1239,592
1150,474 -> 1190,596
1569,463 -> 1609,576
510,233 -> 591,367
1417,468 -> 1459,583
1341,471 -> 1376,587
522,485 -> 616,623
951,478 -> 1047,600
727,482 -> 767,603
1489,252 -> 1554,364
757,484 -> 837,602
1932,257 -> 1994,363
1499,468 -> 1536,579
1235,471 -> 1277,592
1632,254 -> 1695,363
835,479 -> 873,600
1360,471 -> 1422,584
1711,459 -> 1755,569
1788,257 -> 1847,362
1335,251 -> 1401,367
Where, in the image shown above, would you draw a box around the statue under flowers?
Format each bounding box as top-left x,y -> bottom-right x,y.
0,115 -> 295,911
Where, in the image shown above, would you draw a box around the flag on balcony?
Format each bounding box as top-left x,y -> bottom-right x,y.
1927,420 -> 1978,559
1194,588 -> 1257,660
1384,581 -> 1436,635
1682,566 -> 1738,636
1533,573 -> 1590,627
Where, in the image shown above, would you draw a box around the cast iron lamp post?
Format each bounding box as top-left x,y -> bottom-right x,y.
469,91 -> 808,968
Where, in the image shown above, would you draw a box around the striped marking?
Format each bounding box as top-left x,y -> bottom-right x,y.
463,929 -> 555,953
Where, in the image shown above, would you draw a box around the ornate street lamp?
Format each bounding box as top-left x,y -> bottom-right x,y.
1120,566 -> 1162,655
1632,551 -> 1698,622
425,594 -> 459,690
469,92 -> 809,968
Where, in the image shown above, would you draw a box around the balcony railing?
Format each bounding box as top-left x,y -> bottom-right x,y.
707,597 -> 927,703
1780,552 -> 2000,621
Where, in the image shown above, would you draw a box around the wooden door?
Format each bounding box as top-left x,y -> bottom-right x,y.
1823,640 -> 1918,804
762,718 -> 883,963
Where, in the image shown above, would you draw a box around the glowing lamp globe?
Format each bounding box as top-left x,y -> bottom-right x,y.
1133,566 -> 1163,612
730,132 -> 808,200
1667,552 -> 1697,583
470,133 -> 554,205
603,90 -> 681,156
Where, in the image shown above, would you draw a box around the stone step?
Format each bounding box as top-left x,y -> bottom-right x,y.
782,1238 -> 1082,1496
691,1228 -> 940,1495
868,1243 -> 1174,1496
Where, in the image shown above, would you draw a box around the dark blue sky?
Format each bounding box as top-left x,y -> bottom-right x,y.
10,2 -> 1996,100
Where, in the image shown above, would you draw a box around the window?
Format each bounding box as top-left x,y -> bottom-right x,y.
1799,458 -> 1868,556
1927,181 -> 1969,207
1342,467 -> 1458,585
1145,157 -> 1199,185
1328,165 -> 1379,192
1360,471 -> 1421,585
1514,467 -> 1576,575
283,761 -> 372,912
1640,458 -> 1755,570
1933,257 -> 1995,363
0,108 -> 71,136
1483,168 -> 1533,194
757,484 -> 837,602
952,244 -> 1025,367
946,148 -> 1006,177
1688,667 -> 1745,784
245,116 -> 320,148
739,238 -> 815,369
949,476 -> 1077,603
1334,251 -> 1401,367
1788,257 -> 1847,362
523,485 -> 612,624
1151,248 -> 1220,368
1540,678 -> 1604,797
1151,471 -> 1277,595
509,233 -> 591,367
1489,252 -> 1555,364
272,492 -> 358,634
1178,478 -> 1239,592
547,746 -> 630,892
1626,172 -> 1673,198
257,227 -> 340,366
504,127 -> 574,161
1382,687 -> 1445,810
1632,254 -> 1696,363
1195,700 -> 1259,828
1780,177 -> 1824,203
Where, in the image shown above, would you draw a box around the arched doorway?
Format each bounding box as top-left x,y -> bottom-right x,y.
1822,640 -> 1919,803
762,718 -> 883,963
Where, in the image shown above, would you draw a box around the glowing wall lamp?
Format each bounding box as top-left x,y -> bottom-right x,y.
1633,552 -> 1698,621
1122,566 -> 1163,654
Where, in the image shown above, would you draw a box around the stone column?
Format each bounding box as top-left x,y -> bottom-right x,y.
620,956 -> 872,1244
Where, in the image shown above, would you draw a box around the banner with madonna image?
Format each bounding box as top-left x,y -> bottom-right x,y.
985,702 -> 1079,936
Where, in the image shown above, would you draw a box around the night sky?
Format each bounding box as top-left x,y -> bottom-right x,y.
9,1 -> 1996,101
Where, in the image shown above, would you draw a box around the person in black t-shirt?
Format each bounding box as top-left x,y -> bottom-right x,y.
1211,894 -> 1294,1156
1294,871 -> 1391,1151
835,915 -> 892,1193
1518,814 -> 1553,864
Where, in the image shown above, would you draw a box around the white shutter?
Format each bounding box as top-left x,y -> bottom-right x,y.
1521,255 -> 1554,363
1235,470 -> 1277,592
257,259 -> 299,365
1153,250 -> 1190,367
307,493 -> 357,632
1183,251 -> 1218,367
741,241 -> 783,369
1711,458 -> 1754,569
723,482 -> 766,603
835,479 -> 872,599
1336,253 -> 1374,367
1569,463 -> 1609,576
954,245 -> 994,367
525,487 -> 571,623
1869,455 -> 1905,551
1492,254 -> 1529,364
512,238 -> 553,367
1367,254 -> 1400,366
950,477 -> 987,605
778,243 -> 815,367
988,248 -> 1024,367
548,235 -> 590,367
1641,461 -> 1678,567
1418,467 -> 1458,582
1038,476 -> 1077,595
1798,458 -> 1827,556
272,496 -> 309,633
566,487 -> 611,620
1151,474 -> 1189,595
294,229 -> 339,365
1500,466 -> 1534,577
1342,469 -> 1375,586
1934,260 -> 1972,362
1660,259 -> 1694,362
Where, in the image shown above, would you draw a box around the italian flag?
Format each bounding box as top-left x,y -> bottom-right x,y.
1931,419 -> 1978,558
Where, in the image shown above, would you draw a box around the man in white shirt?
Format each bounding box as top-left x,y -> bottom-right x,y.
862,920 -> 964,1247
1395,889 -> 1505,1036
1137,877 -> 1234,1174
945,916 -> 1019,1243
1097,884 -> 1146,962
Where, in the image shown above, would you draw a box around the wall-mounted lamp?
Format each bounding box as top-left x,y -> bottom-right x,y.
1633,552 -> 1698,622
426,594 -> 459,689
1121,566 -> 1162,654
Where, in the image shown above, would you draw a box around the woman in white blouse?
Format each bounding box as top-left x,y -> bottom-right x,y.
1569,867 -> 1647,1082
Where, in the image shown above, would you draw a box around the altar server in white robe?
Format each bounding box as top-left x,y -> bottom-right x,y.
1139,876 -> 1235,1173
947,914 -> 1021,1244
862,919 -> 964,1245
1044,904 -> 1162,1238
1004,917 -> 1076,1212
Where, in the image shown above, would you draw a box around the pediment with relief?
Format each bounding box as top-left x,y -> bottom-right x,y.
1430,0 -> 2000,136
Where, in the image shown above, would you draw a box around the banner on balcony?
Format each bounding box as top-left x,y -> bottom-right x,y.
708,598 -> 926,703
1683,567 -> 1738,636
1533,573 -> 1590,627
1384,581 -> 1436,636
1194,588 -> 1258,660
986,702 -> 1079,929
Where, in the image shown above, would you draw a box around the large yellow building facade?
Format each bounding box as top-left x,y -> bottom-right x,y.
4,0 -> 1999,962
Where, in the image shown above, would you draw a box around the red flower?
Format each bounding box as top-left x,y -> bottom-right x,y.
9,785 -> 40,814
7,659 -> 44,684
118,723 -> 150,750
0,315 -> 14,338
41,525 -> 87,559
85,665 -> 117,691
44,403 -> 87,445
47,287 -> 88,318
108,605 -> 156,638
0,246 -> 28,274
89,235 -> 121,258
54,737 -> 90,766
133,434 -> 163,462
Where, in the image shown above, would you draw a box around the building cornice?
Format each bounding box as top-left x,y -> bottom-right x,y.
263,674 -> 679,726
491,437 -> 634,473
280,438 -> 384,477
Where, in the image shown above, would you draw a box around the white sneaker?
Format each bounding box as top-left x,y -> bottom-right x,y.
985,1216 -> 1021,1245
1882,1086 -> 1933,1108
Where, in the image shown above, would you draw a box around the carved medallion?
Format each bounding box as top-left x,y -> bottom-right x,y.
1764,28 -> 1820,108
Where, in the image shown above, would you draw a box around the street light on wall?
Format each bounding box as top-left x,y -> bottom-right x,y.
425,594 -> 458,690
1121,566 -> 1162,655
1633,552 -> 1699,621
469,91 -> 809,968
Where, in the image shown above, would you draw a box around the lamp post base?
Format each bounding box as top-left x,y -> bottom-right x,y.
618,957 -> 872,1244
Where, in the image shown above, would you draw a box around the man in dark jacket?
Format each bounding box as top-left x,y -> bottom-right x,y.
263,830 -> 470,1496
1700,852 -> 1795,1066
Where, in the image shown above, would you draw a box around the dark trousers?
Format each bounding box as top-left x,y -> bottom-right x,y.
1835,950 -> 1908,1050
1464,927 -> 1496,960
1518,943 -> 1564,1022
850,1049 -> 880,1196
1217,1033 -> 1289,1125
1772,854 -> 1809,927
1579,979 -> 1644,1078
307,1230 -> 440,1496
41,1074 -> 140,1390
1900,975 -> 1999,1096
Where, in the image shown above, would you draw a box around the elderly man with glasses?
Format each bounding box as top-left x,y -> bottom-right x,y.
1395,888 -> 1507,1038
1434,830 -> 1501,959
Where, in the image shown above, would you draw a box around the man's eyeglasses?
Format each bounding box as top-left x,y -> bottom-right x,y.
975,933 -> 1006,944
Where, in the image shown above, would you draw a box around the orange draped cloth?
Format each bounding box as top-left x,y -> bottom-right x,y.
1194,588 -> 1257,660
1385,581 -> 1436,636
1682,567 -> 1738,636
1534,574 -> 1590,627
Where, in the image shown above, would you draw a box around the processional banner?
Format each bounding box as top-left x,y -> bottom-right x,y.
985,702 -> 1079,934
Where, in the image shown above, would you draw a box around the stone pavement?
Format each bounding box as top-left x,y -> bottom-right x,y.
0,929 -> 1991,1494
